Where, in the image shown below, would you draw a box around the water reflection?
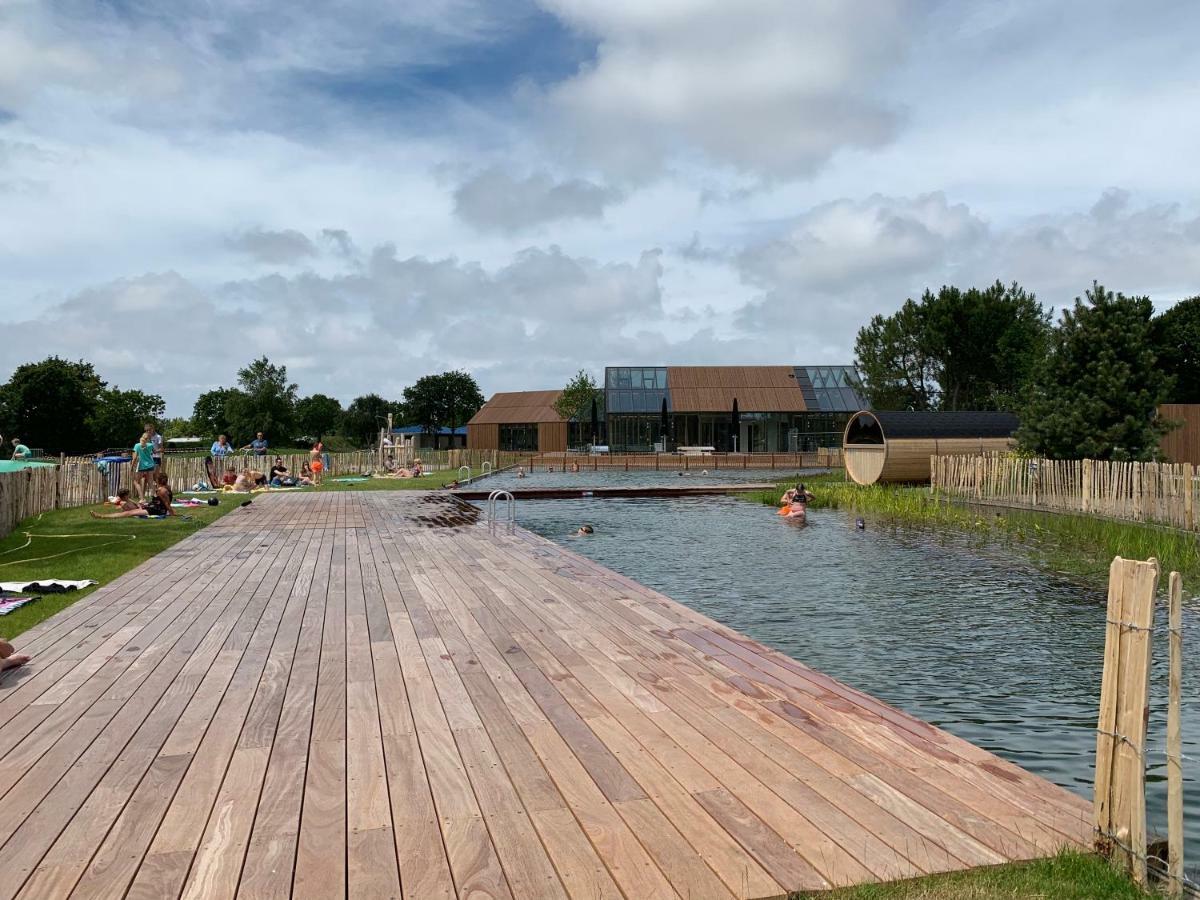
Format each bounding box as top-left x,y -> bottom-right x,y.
503,494 -> 1199,863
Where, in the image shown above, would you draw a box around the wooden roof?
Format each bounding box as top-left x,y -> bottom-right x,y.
666,366 -> 808,413
467,390 -> 565,425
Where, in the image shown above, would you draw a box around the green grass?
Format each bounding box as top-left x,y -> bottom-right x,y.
755,473 -> 1200,587
0,496 -> 242,638
793,851 -> 1144,899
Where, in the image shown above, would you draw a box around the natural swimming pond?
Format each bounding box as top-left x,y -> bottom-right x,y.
480,488 -> 1200,865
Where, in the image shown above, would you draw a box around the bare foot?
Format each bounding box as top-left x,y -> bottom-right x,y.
90,510 -> 101,519
1,654 -> 30,672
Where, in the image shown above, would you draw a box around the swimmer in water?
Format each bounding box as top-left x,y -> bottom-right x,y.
516,466 -> 526,478
575,524 -> 594,536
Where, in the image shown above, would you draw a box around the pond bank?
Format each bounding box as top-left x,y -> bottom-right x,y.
750,473 -> 1200,590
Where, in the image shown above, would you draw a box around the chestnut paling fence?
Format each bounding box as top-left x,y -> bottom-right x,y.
931,454 -> 1199,532
0,448 -> 524,542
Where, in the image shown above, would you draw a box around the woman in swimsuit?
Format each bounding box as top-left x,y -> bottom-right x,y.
92,472 -> 175,518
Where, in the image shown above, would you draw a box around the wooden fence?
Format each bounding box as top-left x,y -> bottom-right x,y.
932,454 -> 1199,531
0,448 -> 524,542
519,449 -> 843,471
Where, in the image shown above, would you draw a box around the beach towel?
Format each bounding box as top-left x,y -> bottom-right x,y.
333,476 -> 370,483
171,498 -> 208,508
0,579 -> 96,593
0,596 -> 38,616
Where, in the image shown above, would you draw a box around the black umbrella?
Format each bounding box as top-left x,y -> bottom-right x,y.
660,397 -> 669,447
590,397 -> 600,446
731,397 -> 740,453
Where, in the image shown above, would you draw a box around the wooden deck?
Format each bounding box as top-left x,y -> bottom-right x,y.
0,491 -> 1091,899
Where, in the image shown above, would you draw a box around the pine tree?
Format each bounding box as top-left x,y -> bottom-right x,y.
1018,282 -> 1172,460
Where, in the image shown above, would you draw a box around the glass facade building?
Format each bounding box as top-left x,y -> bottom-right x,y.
602,364 -> 866,453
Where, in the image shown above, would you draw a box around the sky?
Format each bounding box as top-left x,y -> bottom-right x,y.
2,0 -> 1199,415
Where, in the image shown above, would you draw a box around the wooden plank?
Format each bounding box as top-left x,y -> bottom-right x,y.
0,526 -> 290,899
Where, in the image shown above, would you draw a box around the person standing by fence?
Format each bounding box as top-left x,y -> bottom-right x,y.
145,423 -> 163,469
132,432 -> 156,502
244,432 -> 268,458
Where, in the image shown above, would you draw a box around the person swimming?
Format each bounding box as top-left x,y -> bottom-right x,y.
575,524 -> 594,536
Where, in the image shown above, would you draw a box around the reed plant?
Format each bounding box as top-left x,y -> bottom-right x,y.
755,473 -> 1200,588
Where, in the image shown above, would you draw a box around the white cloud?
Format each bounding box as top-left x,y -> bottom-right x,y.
537,0 -> 913,178
454,168 -> 622,230
226,228 -> 317,264
733,190 -> 1200,343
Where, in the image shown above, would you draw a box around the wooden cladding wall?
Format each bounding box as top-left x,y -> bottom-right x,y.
467,423 -> 500,451
666,365 -> 807,413
1159,403 -> 1200,465
538,422 -> 568,453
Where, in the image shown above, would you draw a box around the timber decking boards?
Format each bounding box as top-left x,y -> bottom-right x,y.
0,492 -> 1091,900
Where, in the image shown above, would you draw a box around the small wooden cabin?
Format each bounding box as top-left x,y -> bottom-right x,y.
843,410 -> 1019,485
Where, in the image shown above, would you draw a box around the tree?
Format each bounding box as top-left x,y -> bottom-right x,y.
227,357 -> 298,444
296,394 -> 344,442
162,416 -> 193,436
1018,282 -> 1171,460
191,387 -> 243,439
921,282 -> 1050,410
402,371 -> 484,449
0,357 -> 105,453
1151,294 -> 1200,403
88,388 -> 166,449
854,300 -> 937,410
853,281 -> 1049,411
342,394 -> 396,446
553,370 -> 603,423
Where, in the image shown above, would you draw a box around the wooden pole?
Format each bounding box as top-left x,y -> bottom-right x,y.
1167,571 -> 1184,897
1094,556 -> 1158,886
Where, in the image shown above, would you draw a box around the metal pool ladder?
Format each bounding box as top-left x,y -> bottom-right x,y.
458,465 -> 471,484
487,490 -> 516,535
481,461 -> 493,476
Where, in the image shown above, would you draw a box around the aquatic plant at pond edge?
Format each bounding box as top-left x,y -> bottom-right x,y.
753,474 -> 1200,589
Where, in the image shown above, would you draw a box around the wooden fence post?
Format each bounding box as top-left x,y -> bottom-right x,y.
1094,556 -> 1159,887
1082,458 -> 1093,514
1185,464 -> 1195,532
1167,571 -> 1184,897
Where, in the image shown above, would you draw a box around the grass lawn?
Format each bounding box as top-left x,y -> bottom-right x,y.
793,852 -> 1144,899
0,496 -> 241,638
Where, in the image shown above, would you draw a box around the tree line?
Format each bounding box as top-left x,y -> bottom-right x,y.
0,356 -> 484,455
854,281 -> 1200,461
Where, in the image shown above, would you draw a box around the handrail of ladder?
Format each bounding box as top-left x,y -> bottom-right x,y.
487,490 -> 516,535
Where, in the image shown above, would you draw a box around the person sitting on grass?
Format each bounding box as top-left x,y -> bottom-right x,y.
0,638 -> 30,673
268,457 -> 295,487
110,488 -> 139,511
298,461 -> 316,486
91,472 -> 175,518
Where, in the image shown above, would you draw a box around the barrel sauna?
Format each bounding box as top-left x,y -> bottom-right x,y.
842,410 -> 1019,485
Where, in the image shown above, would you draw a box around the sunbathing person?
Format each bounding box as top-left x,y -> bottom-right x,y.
0,638 -> 30,673
92,472 -> 175,517
110,488 -> 140,511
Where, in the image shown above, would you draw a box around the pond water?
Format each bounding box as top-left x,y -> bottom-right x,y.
484,489 -> 1200,865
